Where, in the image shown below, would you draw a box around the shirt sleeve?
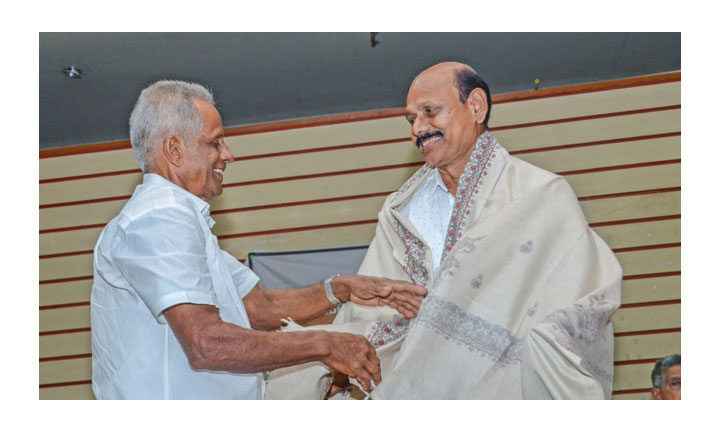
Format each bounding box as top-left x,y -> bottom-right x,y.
113,205 -> 216,324
222,250 -> 260,299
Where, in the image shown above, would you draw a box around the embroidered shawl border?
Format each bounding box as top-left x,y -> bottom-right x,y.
417,296 -> 522,366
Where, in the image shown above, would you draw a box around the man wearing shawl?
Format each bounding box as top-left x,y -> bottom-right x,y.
266,62 -> 622,399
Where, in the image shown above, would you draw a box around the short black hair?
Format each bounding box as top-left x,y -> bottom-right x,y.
454,68 -> 492,128
651,354 -> 681,389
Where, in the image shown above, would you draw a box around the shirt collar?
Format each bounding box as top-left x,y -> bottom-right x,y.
142,173 -> 216,227
431,168 -> 450,194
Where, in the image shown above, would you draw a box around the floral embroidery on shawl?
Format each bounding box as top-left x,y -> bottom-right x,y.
417,296 -> 522,366
543,294 -> 615,344
392,220 -> 429,289
542,294 -> 617,398
366,314 -> 410,348
441,132 -> 498,263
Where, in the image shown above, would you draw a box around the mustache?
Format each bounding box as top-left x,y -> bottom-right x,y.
415,130 -> 444,149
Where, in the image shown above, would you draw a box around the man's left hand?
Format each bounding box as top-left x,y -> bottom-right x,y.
332,275 -> 427,318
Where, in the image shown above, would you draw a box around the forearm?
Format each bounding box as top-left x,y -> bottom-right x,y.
257,282 -> 335,329
189,323 -> 331,374
165,303 -> 331,373
165,303 -> 381,390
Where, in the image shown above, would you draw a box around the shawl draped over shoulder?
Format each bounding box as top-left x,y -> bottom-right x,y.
264,132 -> 622,399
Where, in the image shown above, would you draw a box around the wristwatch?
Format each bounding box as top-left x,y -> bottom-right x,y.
324,274 -> 342,305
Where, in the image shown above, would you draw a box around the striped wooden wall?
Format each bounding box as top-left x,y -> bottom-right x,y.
39,72 -> 681,400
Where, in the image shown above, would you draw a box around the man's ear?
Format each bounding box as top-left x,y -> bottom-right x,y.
162,136 -> 184,167
651,388 -> 662,400
468,88 -> 488,126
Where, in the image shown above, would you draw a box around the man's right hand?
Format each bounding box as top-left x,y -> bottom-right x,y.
321,331 -> 381,392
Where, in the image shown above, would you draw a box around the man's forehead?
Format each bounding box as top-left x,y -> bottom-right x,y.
406,84 -> 457,115
665,365 -> 681,376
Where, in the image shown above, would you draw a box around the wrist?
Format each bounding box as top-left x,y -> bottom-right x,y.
324,274 -> 345,305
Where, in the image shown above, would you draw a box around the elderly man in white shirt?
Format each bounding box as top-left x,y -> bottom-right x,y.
90,80 -> 426,399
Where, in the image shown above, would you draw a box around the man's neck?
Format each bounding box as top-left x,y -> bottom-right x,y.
436,133 -> 483,196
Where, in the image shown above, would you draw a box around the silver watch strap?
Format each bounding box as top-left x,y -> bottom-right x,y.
324,274 -> 342,305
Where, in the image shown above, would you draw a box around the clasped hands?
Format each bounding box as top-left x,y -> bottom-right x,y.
322,275 -> 426,395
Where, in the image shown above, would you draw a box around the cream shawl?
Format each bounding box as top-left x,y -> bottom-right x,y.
265,132 -> 622,399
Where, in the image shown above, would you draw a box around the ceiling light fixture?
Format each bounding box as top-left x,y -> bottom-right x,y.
63,66 -> 82,79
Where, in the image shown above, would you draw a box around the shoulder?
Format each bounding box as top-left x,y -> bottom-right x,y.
120,183 -> 199,225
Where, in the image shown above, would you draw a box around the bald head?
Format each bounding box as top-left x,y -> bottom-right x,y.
409,62 -> 491,128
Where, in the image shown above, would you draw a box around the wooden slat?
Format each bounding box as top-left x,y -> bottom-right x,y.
40,228 -> 103,257
40,254 -> 93,282
581,191 -> 679,224
226,116 -> 408,159
221,224 -> 377,262
614,331 -> 680,362
40,279 -> 92,307
40,148 -> 138,181
40,200 -> 124,232
615,246 -> 680,277
565,163 -> 679,198
611,303 -> 680,334
40,357 -> 91,385
40,331 -> 90,359
593,219 -> 679,250
516,135 -> 679,174
213,196 -> 386,238
622,275 -> 680,305
612,362 -> 656,392
39,305 -> 90,333
492,82 -> 680,126
212,167 -> 416,214
40,172 -> 142,207
39,383 -> 95,400
495,109 -> 679,153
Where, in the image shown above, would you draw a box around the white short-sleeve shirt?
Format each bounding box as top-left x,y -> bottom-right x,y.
91,174 -> 262,399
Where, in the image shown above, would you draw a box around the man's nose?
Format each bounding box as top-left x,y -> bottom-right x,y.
411,115 -> 429,138
220,141 -> 235,164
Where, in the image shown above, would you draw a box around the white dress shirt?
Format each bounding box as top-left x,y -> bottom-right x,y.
399,168 -> 455,270
91,174 -> 262,399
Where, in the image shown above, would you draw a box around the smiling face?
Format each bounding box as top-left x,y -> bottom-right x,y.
176,98 -> 234,201
405,63 -> 486,173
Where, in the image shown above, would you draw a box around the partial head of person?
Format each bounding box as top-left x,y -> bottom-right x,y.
129,80 -> 234,201
405,61 -> 491,172
651,354 -> 681,400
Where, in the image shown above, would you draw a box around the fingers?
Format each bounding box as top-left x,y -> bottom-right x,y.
385,279 -> 427,297
324,333 -> 382,393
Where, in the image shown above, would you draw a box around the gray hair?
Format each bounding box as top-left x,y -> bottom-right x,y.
129,80 -> 215,172
651,354 -> 681,389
